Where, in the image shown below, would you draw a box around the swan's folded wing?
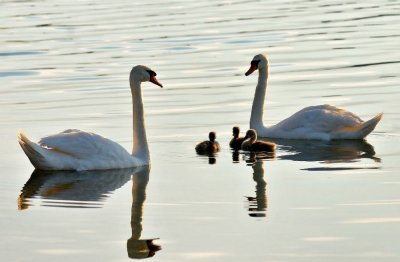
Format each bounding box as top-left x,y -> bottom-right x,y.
38,129 -> 130,159
274,105 -> 363,132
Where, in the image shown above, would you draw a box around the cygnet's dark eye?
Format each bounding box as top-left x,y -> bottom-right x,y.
146,70 -> 157,77
250,60 -> 260,68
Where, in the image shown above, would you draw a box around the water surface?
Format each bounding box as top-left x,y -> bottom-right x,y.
1,0 -> 399,261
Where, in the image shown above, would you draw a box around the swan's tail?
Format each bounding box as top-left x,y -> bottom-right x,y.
18,131 -> 47,169
333,113 -> 383,139
358,113 -> 383,138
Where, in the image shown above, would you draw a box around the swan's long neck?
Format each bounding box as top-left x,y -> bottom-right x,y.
130,80 -> 150,163
250,67 -> 268,129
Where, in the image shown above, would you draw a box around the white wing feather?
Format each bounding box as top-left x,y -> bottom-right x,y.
272,105 -> 362,132
19,129 -> 141,170
262,105 -> 380,140
39,129 -> 130,160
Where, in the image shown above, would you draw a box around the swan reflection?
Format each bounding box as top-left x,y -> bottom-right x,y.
18,166 -> 161,259
233,151 -> 271,218
18,168 -> 132,209
127,166 -> 161,259
266,138 -> 380,164
233,139 -> 381,218
246,160 -> 268,218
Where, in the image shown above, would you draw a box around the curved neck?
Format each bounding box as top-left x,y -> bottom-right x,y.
130,80 -> 150,163
250,67 -> 268,129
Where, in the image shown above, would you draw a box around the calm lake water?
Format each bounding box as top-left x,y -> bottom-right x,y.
1,0 -> 400,261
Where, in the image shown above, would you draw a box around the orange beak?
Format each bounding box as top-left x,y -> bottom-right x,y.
150,75 -> 163,88
245,64 -> 258,76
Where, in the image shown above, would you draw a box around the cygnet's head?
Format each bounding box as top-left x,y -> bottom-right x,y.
244,129 -> 257,141
130,65 -> 163,87
245,53 -> 268,76
209,131 -> 217,142
232,126 -> 240,137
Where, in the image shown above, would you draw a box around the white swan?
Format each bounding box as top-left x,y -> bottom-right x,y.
245,54 -> 383,140
18,65 -> 163,171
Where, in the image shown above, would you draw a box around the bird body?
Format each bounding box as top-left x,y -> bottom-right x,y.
241,129 -> 276,152
246,54 -> 383,140
18,130 -> 144,170
18,65 -> 163,171
195,141 -> 220,154
195,132 -> 221,154
230,138 -> 245,149
229,126 -> 246,149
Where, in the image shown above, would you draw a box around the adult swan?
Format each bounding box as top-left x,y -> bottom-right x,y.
18,65 -> 163,171
245,54 -> 383,140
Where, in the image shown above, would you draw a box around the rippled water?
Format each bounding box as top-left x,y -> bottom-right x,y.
1,0 -> 400,261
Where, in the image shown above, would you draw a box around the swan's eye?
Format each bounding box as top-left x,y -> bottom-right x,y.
251,60 -> 260,68
146,70 -> 157,77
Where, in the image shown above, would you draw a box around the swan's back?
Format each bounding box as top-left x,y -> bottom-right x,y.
262,105 -> 382,140
274,105 -> 362,131
19,129 -> 139,170
39,129 -> 130,160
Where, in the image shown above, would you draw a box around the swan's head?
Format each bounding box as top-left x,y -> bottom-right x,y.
209,131 -> 217,142
244,129 -> 257,141
130,65 -> 163,87
245,54 -> 268,76
232,126 -> 240,137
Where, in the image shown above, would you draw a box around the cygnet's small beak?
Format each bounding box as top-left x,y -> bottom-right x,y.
245,64 -> 258,76
150,75 -> 163,88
